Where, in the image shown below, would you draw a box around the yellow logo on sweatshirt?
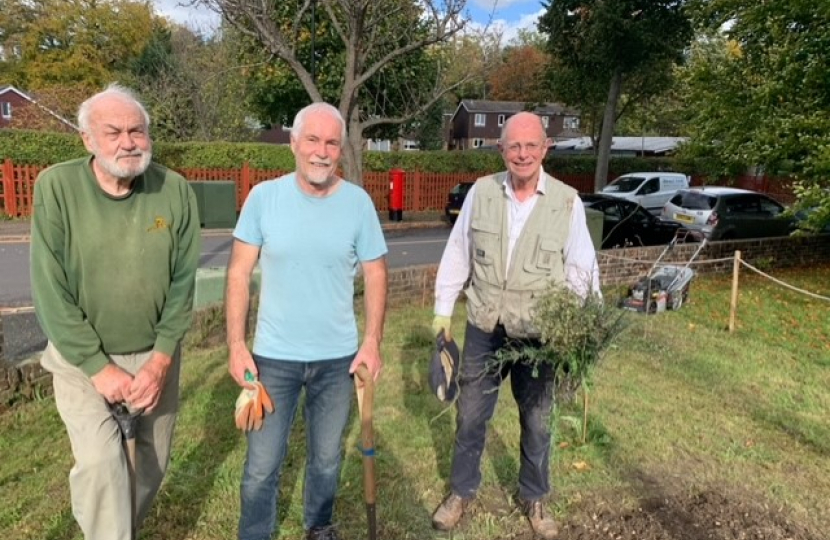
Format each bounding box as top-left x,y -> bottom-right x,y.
147,216 -> 170,232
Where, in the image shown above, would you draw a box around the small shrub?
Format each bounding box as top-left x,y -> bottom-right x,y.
494,285 -> 628,402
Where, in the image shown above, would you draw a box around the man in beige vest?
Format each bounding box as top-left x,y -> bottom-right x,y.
430,112 -> 600,539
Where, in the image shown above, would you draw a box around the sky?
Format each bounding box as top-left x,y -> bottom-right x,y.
151,0 -> 546,44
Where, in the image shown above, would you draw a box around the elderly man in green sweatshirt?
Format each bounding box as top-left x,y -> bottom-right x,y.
30,83 -> 200,540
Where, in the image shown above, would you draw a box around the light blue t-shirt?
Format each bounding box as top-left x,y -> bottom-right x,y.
233,174 -> 388,361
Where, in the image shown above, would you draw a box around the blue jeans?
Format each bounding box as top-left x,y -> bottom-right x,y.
449,322 -> 555,501
238,354 -> 354,540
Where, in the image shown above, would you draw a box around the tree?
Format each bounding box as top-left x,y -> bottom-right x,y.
487,44 -> 550,102
682,1 -> 830,230
0,0 -> 156,89
124,24 -> 257,142
539,0 -> 693,190
197,0 -> 482,184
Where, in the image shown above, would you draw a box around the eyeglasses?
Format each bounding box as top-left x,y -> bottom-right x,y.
502,141 -> 548,155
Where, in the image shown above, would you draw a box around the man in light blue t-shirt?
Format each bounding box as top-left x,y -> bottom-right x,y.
225,102 -> 388,540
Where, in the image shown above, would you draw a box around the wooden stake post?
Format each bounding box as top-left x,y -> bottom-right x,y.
729,251 -> 741,332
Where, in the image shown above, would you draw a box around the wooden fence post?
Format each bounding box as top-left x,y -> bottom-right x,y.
728,250 -> 741,333
240,162 -> 252,211
413,171 -> 421,211
2,159 -> 16,218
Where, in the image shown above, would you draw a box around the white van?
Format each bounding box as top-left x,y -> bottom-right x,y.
600,172 -> 690,214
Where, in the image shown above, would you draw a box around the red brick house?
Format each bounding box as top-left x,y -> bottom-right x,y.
0,85 -> 77,132
448,100 -> 581,150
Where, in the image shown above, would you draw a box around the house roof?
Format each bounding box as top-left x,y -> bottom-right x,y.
554,136 -> 688,155
0,85 -> 30,100
0,84 -> 78,130
455,100 -> 578,117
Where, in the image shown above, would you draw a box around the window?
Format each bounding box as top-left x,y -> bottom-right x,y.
497,114 -> 505,126
637,177 -> 659,195
474,114 -> 485,127
471,138 -> 485,148
563,116 -> 580,129
1,102 -> 11,119
759,196 -> 784,215
541,116 -> 549,128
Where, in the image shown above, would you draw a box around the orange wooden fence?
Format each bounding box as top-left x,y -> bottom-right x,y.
0,158 -> 795,218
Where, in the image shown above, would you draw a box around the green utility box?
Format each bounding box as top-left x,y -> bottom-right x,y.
189,181 -> 237,229
584,207 -> 604,251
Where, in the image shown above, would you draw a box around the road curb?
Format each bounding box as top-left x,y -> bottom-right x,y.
0,221 -> 448,244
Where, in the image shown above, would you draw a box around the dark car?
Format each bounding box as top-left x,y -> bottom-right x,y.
445,181 -> 474,224
661,187 -> 796,240
582,194 -> 693,249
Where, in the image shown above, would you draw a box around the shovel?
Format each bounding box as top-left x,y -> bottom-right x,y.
353,365 -> 377,540
107,402 -> 144,540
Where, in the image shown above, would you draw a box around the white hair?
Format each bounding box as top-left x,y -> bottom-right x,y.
77,83 -> 150,133
291,102 -> 346,144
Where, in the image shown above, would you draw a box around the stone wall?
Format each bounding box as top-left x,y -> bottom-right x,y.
2,234 -> 828,409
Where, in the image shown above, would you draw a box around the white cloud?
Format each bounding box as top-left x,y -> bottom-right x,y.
470,7 -> 544,44
470,0 -> 535,11
152,0 -> 221,34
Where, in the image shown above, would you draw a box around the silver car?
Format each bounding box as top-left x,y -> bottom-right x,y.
661,187 -> 795,240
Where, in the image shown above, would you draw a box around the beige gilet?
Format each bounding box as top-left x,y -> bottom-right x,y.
465,172 -> 576,338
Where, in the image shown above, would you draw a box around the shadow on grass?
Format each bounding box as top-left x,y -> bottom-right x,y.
142,351 -> 244,539
397,325 -> 520,514
400,325 -> 454,483
339,383 -> 425,538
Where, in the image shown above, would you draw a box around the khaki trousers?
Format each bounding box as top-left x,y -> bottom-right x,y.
40,342 -> 181,540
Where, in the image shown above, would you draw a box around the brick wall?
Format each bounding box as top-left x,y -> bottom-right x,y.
2,234 -> 828,408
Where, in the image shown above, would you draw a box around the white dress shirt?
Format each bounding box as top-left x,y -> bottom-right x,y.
434,172 -> 601,317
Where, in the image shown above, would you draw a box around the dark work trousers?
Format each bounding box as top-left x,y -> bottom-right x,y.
449,321 -> 555,501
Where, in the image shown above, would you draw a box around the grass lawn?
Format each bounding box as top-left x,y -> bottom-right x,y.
1,264 -> 828,540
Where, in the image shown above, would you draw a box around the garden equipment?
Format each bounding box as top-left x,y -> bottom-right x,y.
234,371 -> 274,431
353,365 -> 377,540
622,235 -> 708,313
107,402 -> 143,540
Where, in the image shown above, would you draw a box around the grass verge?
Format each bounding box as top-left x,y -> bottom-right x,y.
1,264 -> 828,539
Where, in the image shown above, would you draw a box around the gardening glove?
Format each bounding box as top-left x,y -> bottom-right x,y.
432,315 -> 452,341
234,372 -> 275,431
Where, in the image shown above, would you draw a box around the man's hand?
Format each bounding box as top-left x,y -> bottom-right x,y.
432,315 -> 452,341
350,339 -> 382,383
91,363 -> 134,404
228,341 -> 258,388
128,351 -> 172,413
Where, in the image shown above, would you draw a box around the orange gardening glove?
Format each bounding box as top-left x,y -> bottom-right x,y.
234,373 -> 275,432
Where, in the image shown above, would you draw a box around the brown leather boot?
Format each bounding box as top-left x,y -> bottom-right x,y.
520,498 -> 559,539
431,492 -> 471,531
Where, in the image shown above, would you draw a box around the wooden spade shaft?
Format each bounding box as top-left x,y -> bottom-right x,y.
354,365 -> 376,540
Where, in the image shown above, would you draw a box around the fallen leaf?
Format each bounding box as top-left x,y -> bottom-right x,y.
572,461 -> 590,471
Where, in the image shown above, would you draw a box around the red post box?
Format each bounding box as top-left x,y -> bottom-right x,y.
389,168 -> 404,222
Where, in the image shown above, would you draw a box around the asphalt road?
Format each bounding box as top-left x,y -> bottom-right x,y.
0,227 -> 450,362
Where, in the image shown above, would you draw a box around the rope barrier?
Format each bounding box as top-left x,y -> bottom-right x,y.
598,251 -> 733,266
738,259 -> 830,302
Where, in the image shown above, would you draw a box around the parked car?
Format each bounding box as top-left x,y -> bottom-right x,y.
445,181 -> 474,224
600,172 -> 690,214
582,194 -> 693,249
661,187 -> 796,240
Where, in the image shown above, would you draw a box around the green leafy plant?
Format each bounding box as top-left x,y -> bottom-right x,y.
494,285 -> 628,443
497,286 -> 627,399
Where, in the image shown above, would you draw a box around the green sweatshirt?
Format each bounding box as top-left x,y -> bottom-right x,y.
30,156 -> 201,376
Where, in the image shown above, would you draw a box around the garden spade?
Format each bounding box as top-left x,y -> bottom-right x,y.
353,365 -> 377,540
107,402 -> 143,540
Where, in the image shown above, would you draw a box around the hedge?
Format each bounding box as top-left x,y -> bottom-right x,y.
0,129 -> 733,179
